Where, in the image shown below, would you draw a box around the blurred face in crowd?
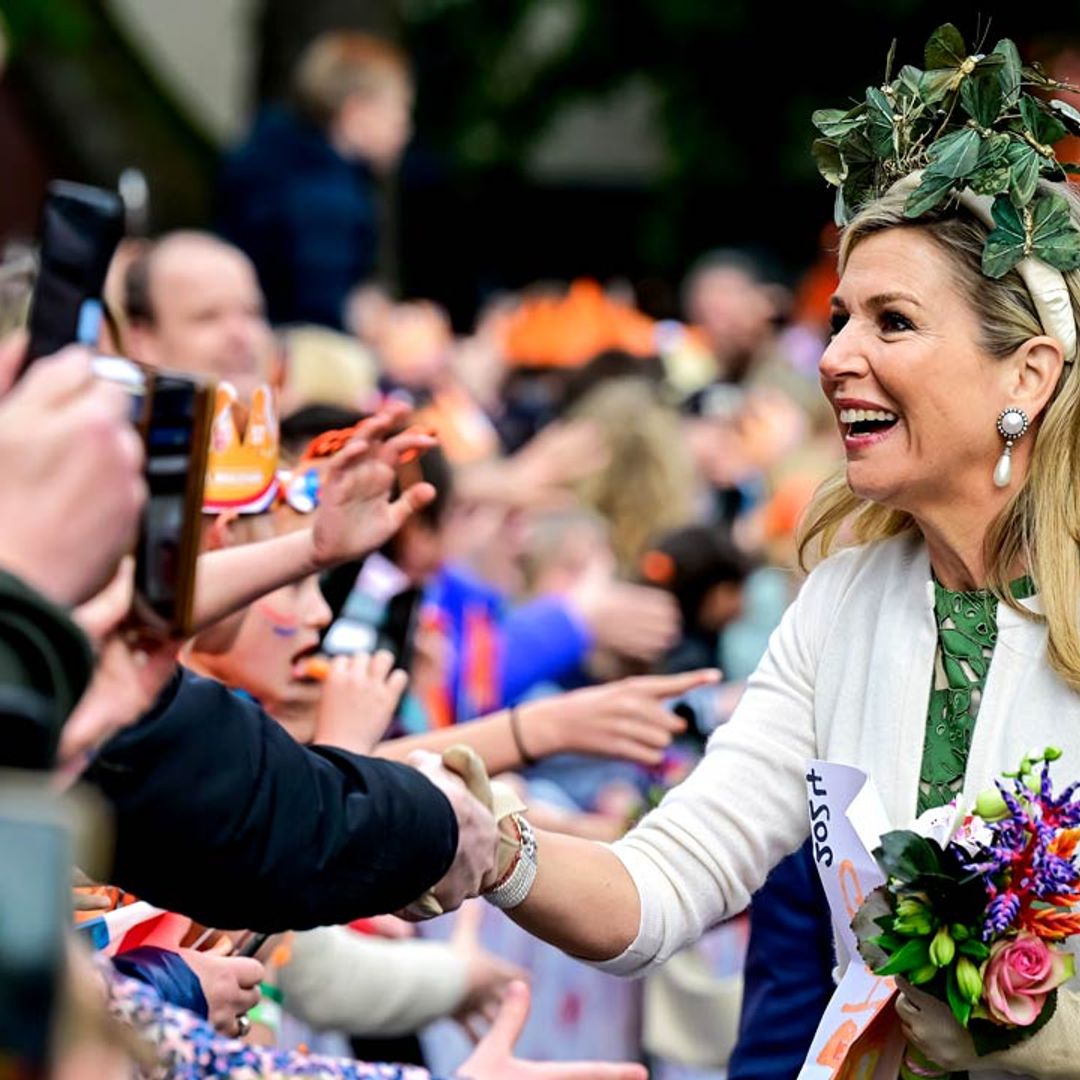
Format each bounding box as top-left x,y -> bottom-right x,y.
685,266 -> 777,375
697,581 -> 745,633
127,235 -> 274,396
373,301 -> 453,390
335,75 -> 414,173
188,508 -> 332,739
394,516 -> 446,586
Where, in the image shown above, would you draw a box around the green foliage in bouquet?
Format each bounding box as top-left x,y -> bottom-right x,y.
854,830 -> 989,1025
811,23 -> 1080,278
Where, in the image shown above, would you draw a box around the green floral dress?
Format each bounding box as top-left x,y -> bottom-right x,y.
908,576 -> 1033,1080
917,577 -> 1034,816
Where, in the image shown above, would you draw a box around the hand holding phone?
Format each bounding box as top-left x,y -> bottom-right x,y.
22,180 -> 215,637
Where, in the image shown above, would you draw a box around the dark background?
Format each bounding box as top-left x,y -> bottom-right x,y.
2,0 -> 1079,325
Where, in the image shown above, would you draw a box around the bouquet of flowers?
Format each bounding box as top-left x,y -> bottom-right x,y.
853,747 -> 1080,1057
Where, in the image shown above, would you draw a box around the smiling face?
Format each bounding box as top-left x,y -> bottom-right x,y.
820,227 -> 1016,517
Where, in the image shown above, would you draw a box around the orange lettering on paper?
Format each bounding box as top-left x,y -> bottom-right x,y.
838,858 -> 865,920
816,1019 -> 858,1067
841,976 -> 895,1015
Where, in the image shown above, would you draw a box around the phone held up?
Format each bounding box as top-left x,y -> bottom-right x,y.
24,180 -> 215,639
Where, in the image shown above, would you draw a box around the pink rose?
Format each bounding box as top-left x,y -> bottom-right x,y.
983,932 -> 1075,1026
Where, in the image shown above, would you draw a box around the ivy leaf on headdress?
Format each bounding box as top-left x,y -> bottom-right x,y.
924,24 -> 967,71
992,39 -> 1023,108
961,71 -> 1002,128
1029,193 -> 1080,272
812,139 -> 846,186
811,106 -> 866,140
917,68 -> 957,106
1019,95 -> 1069,151
1048,99 -> 1080,137
903,128 -> 983,217
1005,139 -> 1043,207
984,192 -> 1080,278
983,197 -> 1031,278
865,87 -> 896,158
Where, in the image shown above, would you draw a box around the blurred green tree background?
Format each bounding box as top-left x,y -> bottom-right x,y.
2,0 -> 1079,321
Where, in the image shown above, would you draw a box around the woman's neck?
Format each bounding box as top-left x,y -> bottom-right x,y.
914,502 -> 1021,591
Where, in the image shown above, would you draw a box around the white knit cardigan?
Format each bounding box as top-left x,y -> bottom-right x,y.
598,533 -> 1080,1078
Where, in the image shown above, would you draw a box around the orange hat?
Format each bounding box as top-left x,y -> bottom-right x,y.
502,280 -> 657,368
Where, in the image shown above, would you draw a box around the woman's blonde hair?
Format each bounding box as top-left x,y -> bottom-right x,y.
569,377 -> 696,575
797,180 -> 1080,691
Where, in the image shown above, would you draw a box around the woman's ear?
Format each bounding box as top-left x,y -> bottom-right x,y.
1010,336 -> 1066,420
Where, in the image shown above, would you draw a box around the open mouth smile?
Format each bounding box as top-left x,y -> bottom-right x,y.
837,406 -> 899,449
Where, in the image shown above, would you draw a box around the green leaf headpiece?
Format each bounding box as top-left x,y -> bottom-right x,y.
813,24 -> 1080,282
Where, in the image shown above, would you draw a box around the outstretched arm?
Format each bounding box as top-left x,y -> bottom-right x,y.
507,828 -> 643,963
377,669 -> 718,774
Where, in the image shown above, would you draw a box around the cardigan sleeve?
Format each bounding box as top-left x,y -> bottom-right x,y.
280,926 -> 468,1037
592,552 -> 852,977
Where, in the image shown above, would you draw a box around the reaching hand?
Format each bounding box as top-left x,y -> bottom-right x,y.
0,343 -> 145,606
458,981 -> 648,1080
309,404 -> 437,570
504,420 -> 610,508
567,556 -> 680,663
399,749 -> 499,919
311,651 -> 409,755
178,949 -> 264,1038
450,901 -> 526,1041
523,669 -> 720,767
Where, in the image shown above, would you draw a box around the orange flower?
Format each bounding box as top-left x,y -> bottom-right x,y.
1048,827 -> 1080,862
1018,905 -> 1080,941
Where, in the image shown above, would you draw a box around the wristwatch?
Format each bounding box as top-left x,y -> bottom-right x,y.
483,812 -> 538,910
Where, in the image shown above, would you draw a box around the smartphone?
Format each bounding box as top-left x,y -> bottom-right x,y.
132,369 -> 215,635
25,180 -> 124,365
320,552 -> 421,670
24,180 -> 216,637
233,932 -> 270,959
91,357 -> 214,635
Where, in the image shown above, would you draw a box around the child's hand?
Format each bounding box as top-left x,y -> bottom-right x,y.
310,651 -> 408,756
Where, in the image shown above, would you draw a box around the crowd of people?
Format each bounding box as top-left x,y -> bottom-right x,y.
7,20 -> 1080,1080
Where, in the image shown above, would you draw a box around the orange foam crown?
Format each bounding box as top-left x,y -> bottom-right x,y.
502,279 -> 658,368
203,382 -> 280,514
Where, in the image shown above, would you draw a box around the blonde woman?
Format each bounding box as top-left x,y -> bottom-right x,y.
471,40 -> 1080,1079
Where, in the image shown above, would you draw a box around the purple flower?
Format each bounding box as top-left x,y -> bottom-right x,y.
984,889 -> 1022,939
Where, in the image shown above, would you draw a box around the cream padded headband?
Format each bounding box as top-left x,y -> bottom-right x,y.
891,171 -> 1077,364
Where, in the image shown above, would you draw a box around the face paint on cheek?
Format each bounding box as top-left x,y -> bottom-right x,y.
254,600 -> 300,638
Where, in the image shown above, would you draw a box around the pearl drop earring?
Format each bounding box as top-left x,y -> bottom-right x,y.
993,408 -> 1029,488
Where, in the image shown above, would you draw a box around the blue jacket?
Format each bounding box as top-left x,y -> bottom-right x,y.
112,947 -> 208,1019
217,106 -> 378,328
421,565 -> 593,724
727,840 -> 836,1080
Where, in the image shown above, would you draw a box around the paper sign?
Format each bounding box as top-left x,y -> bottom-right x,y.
797,761 -> 905,1080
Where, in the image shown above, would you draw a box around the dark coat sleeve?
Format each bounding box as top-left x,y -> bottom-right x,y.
84,670 -> 458,931
0,569 -> 94,768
